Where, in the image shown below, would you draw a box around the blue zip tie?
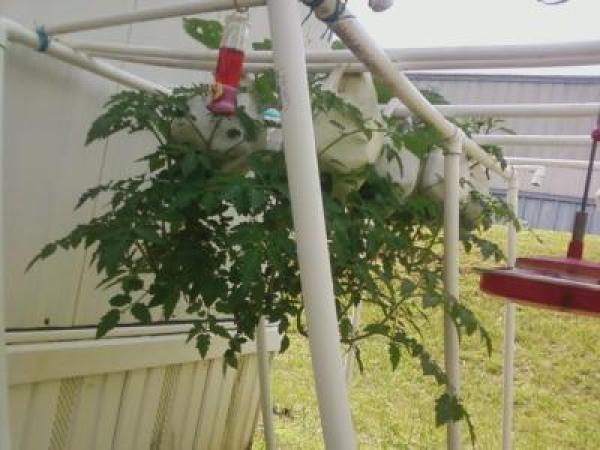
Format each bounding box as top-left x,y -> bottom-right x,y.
301,0 -> 350,41
302,0 -> 324,24
36,25 -> 50,52
322,0 -> 347,25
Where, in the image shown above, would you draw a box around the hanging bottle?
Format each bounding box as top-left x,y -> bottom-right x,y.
208,11 -> 250,116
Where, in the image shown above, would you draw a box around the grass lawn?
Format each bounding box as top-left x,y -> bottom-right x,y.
253,227 -> 600,449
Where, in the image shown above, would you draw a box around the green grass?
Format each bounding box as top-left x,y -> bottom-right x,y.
253,228 -> 600,449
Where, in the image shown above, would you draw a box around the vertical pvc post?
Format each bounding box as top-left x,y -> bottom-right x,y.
256,317 -> 276,450
0,24 -> 10,450
444,131 -> 463,450
345,302 -> 362,384
265,1 -> 356,448
502,176 -> 519,450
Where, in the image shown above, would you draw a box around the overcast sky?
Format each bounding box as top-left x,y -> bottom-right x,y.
351,0 -> 600,75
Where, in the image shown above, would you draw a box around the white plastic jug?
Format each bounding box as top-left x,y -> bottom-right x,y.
463,162 -> 490,220
420,147 -> 472,202
374,137 -> 421,199
420,148 -> 491,217
314,66 -> 384,174
171,94 -> 265,173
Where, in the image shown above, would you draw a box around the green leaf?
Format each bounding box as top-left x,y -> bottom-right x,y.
422,292 -> 442,308
400,279 -> 417,297
389,343 -> 401,370
252,39 -> 272,51
162,292 -> 179,320
181,152 -> 199,176
236,108 -> 259,142
279,335 -> 290,353
26,243 -> 57,272
251,71 -> 279,109
249,188 -> 266,211
224,348 -> 238,369
196,333 -> 211,358
109,293 -> 131,307
122,276 -> 144,292
96,309 -> 120,338
135,226 -> 160,243
131,303 -> 152,324
374,78 -> 394,104
182,18 -> 223,49
331,40 -> 347,50
435,393 -> 462,426
363,323 -> 390,336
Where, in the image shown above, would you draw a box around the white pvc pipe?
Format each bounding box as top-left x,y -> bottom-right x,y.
0,23 -> 10,450
344,302 -> 363,385
68,38 -> 600,70
443,132 -> 463,450
473,134 -> 590,147
2,18 -> 169,94
507,157 -> 600,170
501,176 -> 519,450
266,1 -> 356,448
80,47 -> 600,73
44,0 -> 266,35
390,103 -> 600,119
256,317 -> 276,450
86,52 -> 276,74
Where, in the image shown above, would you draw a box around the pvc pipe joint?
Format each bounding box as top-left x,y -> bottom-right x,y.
445,128 -> 465,155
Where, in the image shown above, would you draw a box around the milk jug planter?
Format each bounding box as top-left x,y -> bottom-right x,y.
172,92 -> 266,174
314,65 -> 385,197
374,137 -> 421,199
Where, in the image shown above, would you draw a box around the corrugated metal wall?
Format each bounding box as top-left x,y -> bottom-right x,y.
409,73 -> 600,233
493,189 -> 600,234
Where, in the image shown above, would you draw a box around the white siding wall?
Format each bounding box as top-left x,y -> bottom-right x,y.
1,1 -> 328,329
0,3 -> 321,448
6,326 -> 281,450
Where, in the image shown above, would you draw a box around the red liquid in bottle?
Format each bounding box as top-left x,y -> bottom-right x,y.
214,47 -> 244,88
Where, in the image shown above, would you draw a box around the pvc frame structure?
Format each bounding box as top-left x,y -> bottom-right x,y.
0,1 -> 598,449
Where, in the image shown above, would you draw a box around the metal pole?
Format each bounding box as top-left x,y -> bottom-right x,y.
265,0 -> 356,448
580,133 -> 599,213
43,0 -> 266,35
0,23 -> 11,450
502,176 -> 519,450
256,317 -> 276,450
444,131 -> 464,450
